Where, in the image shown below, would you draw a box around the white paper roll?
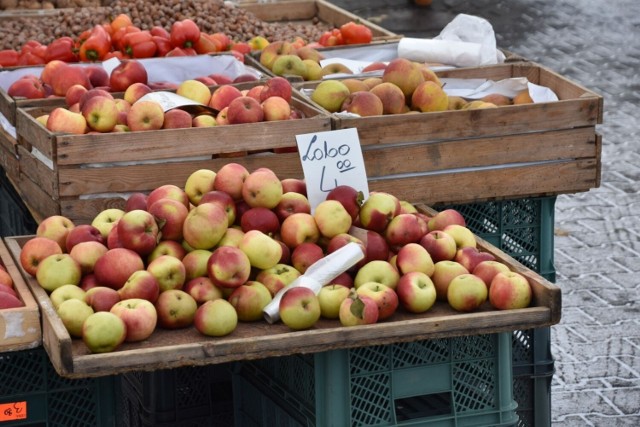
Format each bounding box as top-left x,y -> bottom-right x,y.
262,242 -> 365,324
397,38 -> 483,68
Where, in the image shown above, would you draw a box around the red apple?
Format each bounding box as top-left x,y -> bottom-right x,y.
419,230 -> 457,262
228,281 -> 272,321
214,163 -> 249,200
93,248 -> 145,290
454,247 -> 496,273
226,96 -> 264,124
117,270 -> 160,302
110,298 -> 157,342
154,289 -> 197,329
473,260 -> 512,290
19,236 -> 63,277
339,290 -> 379,326
109,59 -> 148,92
396,271 -> 437,313
183,277 -> 223,305
200,190 -> 237,226
148,198 -> 189,241
290,242 -> 324,274
207,246 -> 251,289
489,271 -> 532,310
326,185 -> 363,221
36,215 -> 75,253
117,209 -> 160,256
356,282 -> 399,320
279,286 -> 321,330
84,286 -> 121,312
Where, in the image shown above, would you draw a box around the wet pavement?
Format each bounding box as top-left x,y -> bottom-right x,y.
330,0 -> 640,425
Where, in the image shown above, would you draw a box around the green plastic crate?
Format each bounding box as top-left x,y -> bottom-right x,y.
117,363 -> 234,427
436,197 -> 556,427
233,333 -> 518,427
0,348 -> 116,427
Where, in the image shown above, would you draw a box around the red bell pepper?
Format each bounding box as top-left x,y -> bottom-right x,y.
44,37 -> 78,63
339,21 -> 373,45
20,40 -> 46,59
152,36 -> 172,57
110,13 -> 133,34
165,47 -> 196,57
79,25 -> 112,61
318,29 -> 344,47
17,51 -> 46,66
0,49 -> 20,67
170,19 -> 201,49
194,33 -> 222,54
121,30 -> 157,58
111,25 -> 140,52
150,26 -> 170,39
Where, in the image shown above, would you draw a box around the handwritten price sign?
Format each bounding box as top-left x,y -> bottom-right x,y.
296,128 -> 369,211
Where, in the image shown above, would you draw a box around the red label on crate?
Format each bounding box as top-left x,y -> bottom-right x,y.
0,401 -> 27,421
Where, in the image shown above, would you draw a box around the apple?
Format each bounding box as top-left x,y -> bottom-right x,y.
8,75 -> 47,100
207,246 -> 251,289
228,281 -> 272,322
124,82 -> 153,104
82,95 -> 119,132
49,284 -> 86,310
428,209 -> 466,231
313,200 -> 353,239
176,79 -> 212,105
19,236 -> 63,277
214,163 -> 249,200
348,227 -> 390,264
411,81 -> 448,112
341,91 -> 384,117
325,233 -> 365,257
226,96 -> 265,124
279,213 -> 320,249
239,230 -> 282,270
271,54 -> 306,78
208,85 -> 243,111
356,282 -> 399,320
261,96 -> 291,121
279,286 -> 321,330
118,270 -> 160,302
154,289 -> 197,329
80,274 -> 100,291
454,247 -> 496,273
183,202 -> 229,250
69,241 -> 109,275
431,260 -> 469,301
290,242 -> 324,274
341,78 -> 369,94
147,255 -> 186,292
110,298 -> 157,342
85,286 -> 121,312
192,114 -> 217,127
146,184 -> 190,210
65,224 -> 105,252
358,192 -> 400,232
51,64 -> 91,96
91,208 -> 125,238
148,198 -> 189,241
36,254 -> 82,292
396,271 -> 437,313
382,58 -> 425,97
369,82 -> 406,115
184,277 -> 223,305
384,213 -> 428,248
127,100 -> 164,132
489,272 -> 532,310
339,290 -> 379,326
443,224 -> 477,248
0,292 -> 23,309
326,185 -> 363,221
259,40 -> 295,69
40,60 -> 67,86
321,63 -> 352,76
93,248 -> 145,290
182,249 -> 213,280
255,263 -> 301,297
473,260 -> 512,289
419,230 -> 457,262
447,274 -> 488,312
162,109 -> 193,129
64,84 -> 88,107
117,209 -> 160,256
57,299 -> 94,337
239,207 -> 279,235
317,284 -> 351,319
36,215 -> 75,253
310,80 -> 350,112
259,76 -> 293,103
46,107 -> 87,134
78,88 -> 114,111
353,260 -> 400,290
395,243 -> 434,276
147,240 -> 187,263
240,167 -> 283,209
280,178 -> 307,196
82,311 -> 127,353
110,59 -> 148,92
194,299 -> 238,337
199,191 -> 237,230
184,168 -> 217,206
274,192 -> 311,221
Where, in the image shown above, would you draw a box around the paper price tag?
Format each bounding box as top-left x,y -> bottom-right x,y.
0,401 -> 27,421
296,128 -> 369,211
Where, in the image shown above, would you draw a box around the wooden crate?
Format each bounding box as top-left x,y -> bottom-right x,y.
12,93 -> 330,224
4,218 -> 561,378
238,0 -> 398,40
298,61 -> 603,206
0,238 -> 41,352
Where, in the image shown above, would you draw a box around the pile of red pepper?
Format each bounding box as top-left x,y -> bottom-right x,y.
0,14 -> 374,67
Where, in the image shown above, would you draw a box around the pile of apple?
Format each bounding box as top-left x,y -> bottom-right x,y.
306,57 -> 533,116
30,71 -> 302,134
18,162 -> 532,353
0,262 -> 24,309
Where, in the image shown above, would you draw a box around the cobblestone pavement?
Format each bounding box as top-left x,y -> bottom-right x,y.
329,1 -> 640,425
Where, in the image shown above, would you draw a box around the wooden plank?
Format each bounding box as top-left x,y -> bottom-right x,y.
17,145 -> 57,197
0,127 -> 20,180
0,239 -> 41,352
4,229 -> 560,378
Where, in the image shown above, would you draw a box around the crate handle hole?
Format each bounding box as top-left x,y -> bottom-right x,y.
394,392 -> 453,421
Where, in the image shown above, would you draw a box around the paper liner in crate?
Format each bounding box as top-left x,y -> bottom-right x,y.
263,242 -> 365,324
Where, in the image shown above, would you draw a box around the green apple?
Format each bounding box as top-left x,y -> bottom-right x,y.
318,284 -> 351,319
194,299 -> 238,337
396,271 -> 437,313
447,273 -> 487,312
82,311 -> 127,353
353,260 -> 400,290
57,298 -> 94,337
239,230 -> 282,270
49,284 -> 86,310
36,253 -> 82,292
278,287 -> 321,330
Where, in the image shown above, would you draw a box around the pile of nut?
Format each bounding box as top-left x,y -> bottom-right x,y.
0,0 -> 332,50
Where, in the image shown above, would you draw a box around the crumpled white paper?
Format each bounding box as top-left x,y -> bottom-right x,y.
262,242 -> 365,324
398,13 -> 506,67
